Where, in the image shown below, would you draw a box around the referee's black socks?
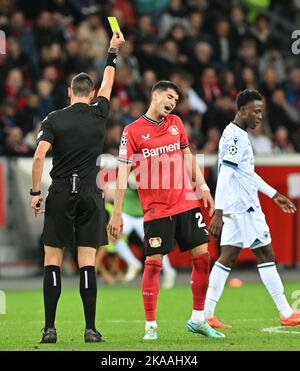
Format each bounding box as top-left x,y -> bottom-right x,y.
43,265 -> 61,330
80,266 -> 97,331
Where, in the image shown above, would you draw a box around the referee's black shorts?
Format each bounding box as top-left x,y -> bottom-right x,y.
144,207 -> 209,256
43,181 -> 108,248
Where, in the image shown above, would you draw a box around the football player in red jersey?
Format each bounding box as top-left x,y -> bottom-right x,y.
108,81 -> 225,340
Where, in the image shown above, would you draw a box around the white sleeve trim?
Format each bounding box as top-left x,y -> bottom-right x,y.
215,165 -> 236,210
254,173 -> 277,198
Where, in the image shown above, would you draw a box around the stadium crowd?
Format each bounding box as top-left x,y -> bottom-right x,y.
0,0 -> 300,157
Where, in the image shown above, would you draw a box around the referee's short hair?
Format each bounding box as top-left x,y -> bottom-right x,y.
71,72 -> 94,97
151,80 -> 181,99
236,89 -> 262,110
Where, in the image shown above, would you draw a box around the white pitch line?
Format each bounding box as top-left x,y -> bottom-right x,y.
262,326 -> 300,335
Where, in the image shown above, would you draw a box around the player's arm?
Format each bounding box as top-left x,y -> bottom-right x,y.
107,161 -> 132,239
255,172 -> 297,214
97,31 -> 125,100
31,140 -> 51,216
181,144 -> 214,216
209,163 -> 236,239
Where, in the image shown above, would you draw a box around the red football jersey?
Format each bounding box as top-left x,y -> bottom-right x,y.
118,114 -> 200,221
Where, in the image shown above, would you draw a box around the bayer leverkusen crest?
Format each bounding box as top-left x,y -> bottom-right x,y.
169,126 -> 179,135
149,237 -> 162,248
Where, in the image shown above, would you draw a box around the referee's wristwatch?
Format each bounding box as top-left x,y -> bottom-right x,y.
30,189 -> 41,196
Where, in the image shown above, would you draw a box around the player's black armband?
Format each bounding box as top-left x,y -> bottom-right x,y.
105,47 -> 118,68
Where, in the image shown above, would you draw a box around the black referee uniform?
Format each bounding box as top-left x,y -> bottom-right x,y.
38,96 -> 109,248
34,32 -> 125,344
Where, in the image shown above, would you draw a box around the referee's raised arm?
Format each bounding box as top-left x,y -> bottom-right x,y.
97,31 -> 125,100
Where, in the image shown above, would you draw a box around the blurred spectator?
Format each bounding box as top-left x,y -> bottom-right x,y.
118,39 -> 141,83
67,0 -> 101,22
64,38 -> 81,75
167,23 -> 189,61
185,9 -> 210,53
42,65 -> 68,109
183,120 -> 204,152
122,101 -> 146,126
4,68 -> 27,110
40,42 -> 64,69
250,14 -> 272,56
212,18 -> 234,69
4,126 -> 33,156
189,41 -> 214,77
5,37 -> 31,79
102,121 -> 123,156
284,66 -> 300,111
36,79 -> 54,119
77,12 -> 109,70
138,70 -> 158,103
230,5 -> 249,47
76,39 -> 95,72
248,124 -> 273,154
239,66 -> 258,90
272,126 -> 296,154
203,95 -> 236,132
196,67 -> 222,105
157,39 -> 183,78
268,88 -> 299,133
0,97 -> 18,131
259,66 -> 281,105
158,0 -> 189,38
16,90 -> 39,135
33,11 -> 65,51
24,122 -> 41,151
112,0 -> 136,31
134,15 -> 156,51
219,70 -> 237,98
8,11 -> 38,65
259,43 -> 286,83
171,70 -> 207,115
236,38 -> 259,77
114,65 -> 141,110
135,37 -> 161,77
200,127 -> 221,154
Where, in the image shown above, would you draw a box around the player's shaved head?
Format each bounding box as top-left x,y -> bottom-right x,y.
236,89 -> 262,110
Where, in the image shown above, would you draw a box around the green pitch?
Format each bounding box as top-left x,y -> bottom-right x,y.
1,281 -> 300,351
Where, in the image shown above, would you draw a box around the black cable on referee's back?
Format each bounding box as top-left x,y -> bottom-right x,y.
31,31 -> 125,344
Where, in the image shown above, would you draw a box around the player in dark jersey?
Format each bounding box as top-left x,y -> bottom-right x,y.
108,81 -> 225,340
31,31 -> 125,344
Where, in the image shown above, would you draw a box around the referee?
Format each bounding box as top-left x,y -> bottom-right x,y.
31,31 -> 125,344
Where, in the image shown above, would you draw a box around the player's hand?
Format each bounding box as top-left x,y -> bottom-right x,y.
110,31 -> 125,49
273,192 -> 297,214
208,210 -> 223,239
31,195 -> 44,217
107,212 -> 123,240
203,190 -> 215,217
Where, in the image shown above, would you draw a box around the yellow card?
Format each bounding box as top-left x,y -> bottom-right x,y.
107,17 -> 121,32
